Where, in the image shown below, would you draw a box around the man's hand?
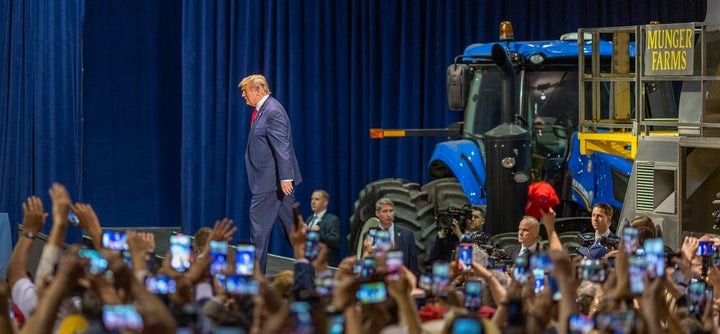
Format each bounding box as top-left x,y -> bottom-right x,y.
681,236 -> 700,262
48,183 -> 72,227
451,219 -> 462,239
72,203 -> 101,233
290,217 -> 307,259
540,208 -> 556,231
280,180 -> 294,196
21,196 -> 47,234
209,218 -> 237,243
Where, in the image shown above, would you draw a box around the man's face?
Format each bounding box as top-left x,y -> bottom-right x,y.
466,209 -> 485,232
375,204 -> 394,227
241,85 -> 263,107
517,218 -> 539,247
591,207 -> 611,235
310,192 -> 328,214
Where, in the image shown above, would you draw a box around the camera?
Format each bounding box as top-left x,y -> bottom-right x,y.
437,206 -> 473,231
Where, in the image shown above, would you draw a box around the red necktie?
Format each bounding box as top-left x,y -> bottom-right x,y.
251,108 -> 258,127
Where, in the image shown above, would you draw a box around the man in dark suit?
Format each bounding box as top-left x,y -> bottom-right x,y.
239,74 -> 302,273
505,215 -> 541,261
306,189 -> 341,266
364,198 -> 420,277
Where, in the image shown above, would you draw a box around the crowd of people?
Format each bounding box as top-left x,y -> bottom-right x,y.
3,183 -> 720,334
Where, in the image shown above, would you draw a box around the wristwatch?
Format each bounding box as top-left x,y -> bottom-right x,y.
24,230 -> 36,240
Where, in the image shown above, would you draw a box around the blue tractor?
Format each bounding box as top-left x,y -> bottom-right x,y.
348,23 -> 635,265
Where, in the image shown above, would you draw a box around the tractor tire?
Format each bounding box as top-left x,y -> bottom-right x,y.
348,178 -> 471,272
348,178 -> 435,271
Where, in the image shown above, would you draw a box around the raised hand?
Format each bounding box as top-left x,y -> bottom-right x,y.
209,218 -> 237,243
72,203 -> 101,232
48,183 -> 72,226
21,196 -> 48,234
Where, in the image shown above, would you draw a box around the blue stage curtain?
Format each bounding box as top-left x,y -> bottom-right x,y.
180,0 -> 706,259
0,0 -> 85,242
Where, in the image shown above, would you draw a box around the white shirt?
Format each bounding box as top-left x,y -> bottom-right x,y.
309,209 -> 326,229
520,242 -> 538,255
379,223 -> 396,246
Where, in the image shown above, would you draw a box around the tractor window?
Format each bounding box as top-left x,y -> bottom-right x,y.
463,67 -> 509,139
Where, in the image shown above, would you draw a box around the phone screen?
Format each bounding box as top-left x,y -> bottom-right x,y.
291,301 -> 314,332
375,230 -> 392,255
314,275 -> 335,296
103,304 -> 143,332
328,313 -> 345,334
236,244 -> 255,276
533,268 -> 545,294
697,241 -> 718,256
361,257 -> 377,278
419,273 -> 432,291
689,280 -> 707,316
568,313 -> 594,334
305,231 -> 320,260
530,251 -> 553,272
643,238 -> 665,278
102,231 -> 128,251
457,243 -> 473,272
209,240 -> 228,275
145,275 -> 177,295
513,256 -> 530,284
357,281 -> 387,304
628,255 -> 646,294
170,235 -> 192,272
386,250 -> 404,281
623,226 -> 639,254
368,228 -> 378,248
548,275 -> 561,301
226,275 -> 259,295
451,316 -> 484,334
464,278 -> 483,310
432,261 -> 450,297
68,211 -> 80,226
577,259 -> 608,282
78,249 -> 108,275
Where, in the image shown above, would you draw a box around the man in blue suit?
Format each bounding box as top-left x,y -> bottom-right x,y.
239,74 -> 302,273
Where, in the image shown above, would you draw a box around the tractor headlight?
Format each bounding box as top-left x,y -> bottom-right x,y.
529,52 -> 546,65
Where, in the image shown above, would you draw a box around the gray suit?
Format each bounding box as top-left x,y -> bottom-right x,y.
245,96 -> 302,273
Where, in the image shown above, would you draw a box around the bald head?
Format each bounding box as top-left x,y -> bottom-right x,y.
518,216 -> 540,247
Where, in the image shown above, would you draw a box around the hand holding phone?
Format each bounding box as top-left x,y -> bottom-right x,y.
464,278 -> 483,310
102,231 -> 128,251
356,281 -> 387,304
305,231 -> 320,260
210,240 -> 228,275
457,243 -> 473,272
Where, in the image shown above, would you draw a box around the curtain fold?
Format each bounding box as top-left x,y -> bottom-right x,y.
0,0 -> 85,243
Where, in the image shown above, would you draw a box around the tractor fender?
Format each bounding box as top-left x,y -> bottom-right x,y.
427,140 -> 486,205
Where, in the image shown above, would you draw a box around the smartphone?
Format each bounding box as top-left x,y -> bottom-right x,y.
361,257 -> 377,278
530,251 -> 553,272
314,275 -> 335,296
689,280 -> 707,316
291,301 -> 314,333
78,249 -> 108,275
457,243 -> 473,272
357,281 -> 387,304
533,268 -> 545,294
513,256 -> 530,284
305,231 -> 320,260
697,241 -> 718,256
145,275 -> 177,295
368,228 -> 379,248
352,261 -> 363,275
568,313 -> 594,334
103,304 -> 143,332
170,235 -> 192,272
226,275 -> 259,295
464,278 -> 483,310
507,298 -> 524,326
644,238 -> 665,278
102,231 -> 128,251
623,226 -> 639,254
209,240 -> 228,275
293,203 -> 302,227
432,261 -> 450,297
68,211 -> 80,226
450,315 -> 484,334
628,255 -> 646,294
594,311 -> 635,333
328,312 -> 345,334
235,244 -> 255,276
122,250 -> 133,269
375,230 -> 392,255
576,259 -> 608,282
419,273 -> 432,291
386,250 -> 404,281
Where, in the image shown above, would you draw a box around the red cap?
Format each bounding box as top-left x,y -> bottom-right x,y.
525,181 -> 560,219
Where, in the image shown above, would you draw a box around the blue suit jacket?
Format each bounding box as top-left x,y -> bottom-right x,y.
245,96 -> 302,194
363,224 -> 420,278
307,213 -> 341,266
